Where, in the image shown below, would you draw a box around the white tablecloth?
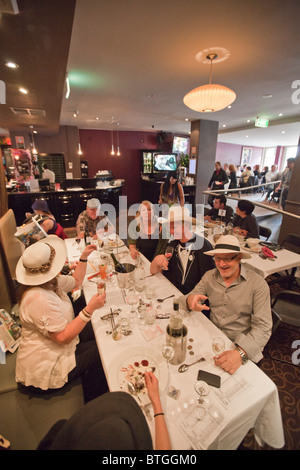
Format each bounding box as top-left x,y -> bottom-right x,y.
66,238 -> 285,450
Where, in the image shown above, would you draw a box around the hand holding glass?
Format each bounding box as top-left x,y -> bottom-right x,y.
163,246 -> 174,270
212,337 -> 225,357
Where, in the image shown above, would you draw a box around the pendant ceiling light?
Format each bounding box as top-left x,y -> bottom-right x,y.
110,129 -> 115,155
183,53 -> 236,113
29,125 -> 38,155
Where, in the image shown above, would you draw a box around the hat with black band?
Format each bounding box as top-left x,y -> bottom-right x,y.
204,235 -> 252,259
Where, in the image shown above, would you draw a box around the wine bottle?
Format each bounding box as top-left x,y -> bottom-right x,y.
169,298 -> 183,338
84,228 -> 91,246
110,253 -> 127,273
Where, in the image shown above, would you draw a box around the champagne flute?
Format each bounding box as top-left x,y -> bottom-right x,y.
163,246 -> 174,270
162,341 -> 175,370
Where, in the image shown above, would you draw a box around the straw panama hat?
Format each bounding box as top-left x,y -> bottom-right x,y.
16,235 -> 67,285
166,205 -> 193,224
204,234 -> 252,259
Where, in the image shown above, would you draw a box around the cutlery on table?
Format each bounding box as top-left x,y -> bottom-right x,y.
178,357 -> 205,373
156,294 -> 175,303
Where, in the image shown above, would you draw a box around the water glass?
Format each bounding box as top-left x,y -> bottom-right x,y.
146,307 -> 156,325
146,286 -> 155,299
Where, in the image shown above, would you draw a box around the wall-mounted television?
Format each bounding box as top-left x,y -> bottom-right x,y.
153,153 -> 177,172
172,136 -> 190,154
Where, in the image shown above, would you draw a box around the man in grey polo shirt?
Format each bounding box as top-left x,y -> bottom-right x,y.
179,235 -> 272,374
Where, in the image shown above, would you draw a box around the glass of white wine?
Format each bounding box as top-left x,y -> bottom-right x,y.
212,336 -> 225,359
162,341 -> 175,370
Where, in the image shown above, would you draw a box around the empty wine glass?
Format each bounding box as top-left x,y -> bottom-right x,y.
212,336 -> 225,357
126,287 -> 139,314
163,246 -> 174,270
162,341 -> 175,370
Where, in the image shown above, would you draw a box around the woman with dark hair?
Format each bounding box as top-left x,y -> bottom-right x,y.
158,171 -> 184,208
26,199 -> 67,239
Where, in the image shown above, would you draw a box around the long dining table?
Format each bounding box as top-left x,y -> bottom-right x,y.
65,237 -> 285,451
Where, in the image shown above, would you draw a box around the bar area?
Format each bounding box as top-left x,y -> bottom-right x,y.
0,0 -> 300,454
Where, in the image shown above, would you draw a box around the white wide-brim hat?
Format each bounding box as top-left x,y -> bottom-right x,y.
204,234 -> 252,259
16,235 -> 67,286
166,205 -> 193,224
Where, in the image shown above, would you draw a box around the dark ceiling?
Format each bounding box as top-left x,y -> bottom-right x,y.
1,0 -> 300,148
0,0 -> 75,135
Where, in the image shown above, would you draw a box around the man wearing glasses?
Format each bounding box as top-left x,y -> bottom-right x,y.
179,235 -> 272,374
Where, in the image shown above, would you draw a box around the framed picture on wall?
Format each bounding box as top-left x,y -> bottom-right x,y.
240,147 -> 253,166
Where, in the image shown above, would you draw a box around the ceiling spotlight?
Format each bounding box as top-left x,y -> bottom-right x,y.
183,53 -> 236,113
19,87 -> 28,94
5,61 -> 19,69
73,110 -> 79,117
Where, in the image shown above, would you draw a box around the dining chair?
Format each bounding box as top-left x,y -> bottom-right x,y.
264,290 -> 300,364
259,225 -> 272,241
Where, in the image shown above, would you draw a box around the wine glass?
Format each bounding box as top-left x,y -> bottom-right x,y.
126,287 -> 139,314
212,336 -> 225,358
163,246 -> 174,270
162,341 -> 175,370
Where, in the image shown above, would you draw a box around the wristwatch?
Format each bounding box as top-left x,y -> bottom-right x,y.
235,344 -> 249,364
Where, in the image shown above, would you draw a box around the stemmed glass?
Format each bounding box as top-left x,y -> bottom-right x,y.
163,246 -> 174,270
126,285 -> 139,314
162,341 -> 175,370
212,336 -> 225,361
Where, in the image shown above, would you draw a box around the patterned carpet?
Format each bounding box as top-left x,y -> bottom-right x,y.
238,275 -> 300,451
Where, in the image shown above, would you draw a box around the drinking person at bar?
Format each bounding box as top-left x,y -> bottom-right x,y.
76,198 -> 115,239
179,235 -> 272,374
15,236 -> 108,403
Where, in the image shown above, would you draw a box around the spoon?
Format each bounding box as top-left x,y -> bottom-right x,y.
157,294 -> 175,303
178,357 -> 205,373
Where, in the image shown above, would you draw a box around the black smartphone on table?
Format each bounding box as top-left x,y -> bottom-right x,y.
197,369 -> 221,388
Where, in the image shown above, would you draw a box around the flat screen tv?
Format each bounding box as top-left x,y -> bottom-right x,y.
153,153 -> 177,172
172,136 -> 190,154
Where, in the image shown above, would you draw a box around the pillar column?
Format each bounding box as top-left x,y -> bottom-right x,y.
190,119 -> 219,207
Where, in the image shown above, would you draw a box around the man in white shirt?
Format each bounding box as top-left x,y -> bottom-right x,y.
42,163 -> 55,183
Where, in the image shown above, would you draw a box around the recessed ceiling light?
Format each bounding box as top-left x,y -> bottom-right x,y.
184,118 -> 189,121
246,135 -> 249,138
228,105 -> 232,109
96,117 -> 100,120
278,113 -> 283,117
246,119 -> 251,123
5,61 -> 19,69
19,87 -> 28,94
281,131 -> 285,134
263,94 -> 272,99
222,124 -> 226,127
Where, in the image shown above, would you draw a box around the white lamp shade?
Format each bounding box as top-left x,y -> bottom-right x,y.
183,84 -> 236,112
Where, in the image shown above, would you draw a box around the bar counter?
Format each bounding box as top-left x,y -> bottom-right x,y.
8,182 -> 124,227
